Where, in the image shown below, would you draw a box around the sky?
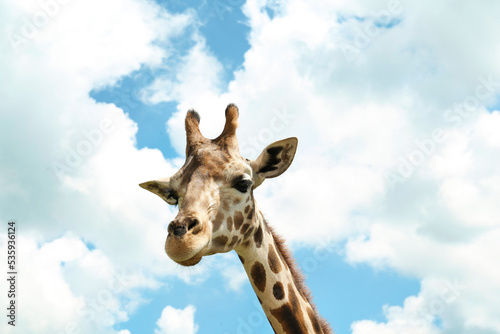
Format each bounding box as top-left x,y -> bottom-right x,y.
1,0 -> 500,333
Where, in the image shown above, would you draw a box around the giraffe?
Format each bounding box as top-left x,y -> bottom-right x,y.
140,104 -> 332,334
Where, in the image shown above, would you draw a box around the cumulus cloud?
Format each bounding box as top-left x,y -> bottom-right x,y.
139,30 -> 227,155
0,234 -> 144,333
155,305 -> 199,334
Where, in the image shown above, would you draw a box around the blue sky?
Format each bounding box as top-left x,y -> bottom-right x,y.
1,1 -> 500,334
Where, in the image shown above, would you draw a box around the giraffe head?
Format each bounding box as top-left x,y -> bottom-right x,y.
140,104 -> 297,266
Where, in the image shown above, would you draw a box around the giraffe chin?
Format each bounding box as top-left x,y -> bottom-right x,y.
168,247 -> 205,267
175,253 -> 203,266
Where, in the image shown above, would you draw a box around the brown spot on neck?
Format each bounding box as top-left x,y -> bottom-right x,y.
288,283 -> 301,313
247,209 -> 254,220
273,282 -> 285,300
254,225 -> 263,248
243,226 -> 255,241
250,261 -> 266,293
268,245 -> 282,274
240,223 -> 250,234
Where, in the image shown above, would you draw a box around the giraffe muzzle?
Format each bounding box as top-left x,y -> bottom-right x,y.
165,215 -> 209,266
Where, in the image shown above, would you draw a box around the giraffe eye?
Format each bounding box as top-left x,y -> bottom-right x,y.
233,179 -> 252,193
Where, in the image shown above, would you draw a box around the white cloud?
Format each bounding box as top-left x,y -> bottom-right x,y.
155,305 -> 199,334
216,253 -> 249,292
140,30 -> 227,155
0,235 -> 85,334
0,234 -> 147,333
351,274 -> 498,334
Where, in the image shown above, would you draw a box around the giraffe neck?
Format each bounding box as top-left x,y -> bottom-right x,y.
235,208 -> 331,334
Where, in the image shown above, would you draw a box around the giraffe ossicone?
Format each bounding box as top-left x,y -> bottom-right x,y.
140,104 -> 332,333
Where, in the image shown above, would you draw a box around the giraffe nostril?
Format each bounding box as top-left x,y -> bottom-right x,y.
188,218 -> 199,231
173,224 -> 187,237
169,220 -> 187,238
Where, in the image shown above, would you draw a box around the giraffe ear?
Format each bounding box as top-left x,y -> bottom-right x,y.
251,137 -> 298,187
139,177 -> 178,205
